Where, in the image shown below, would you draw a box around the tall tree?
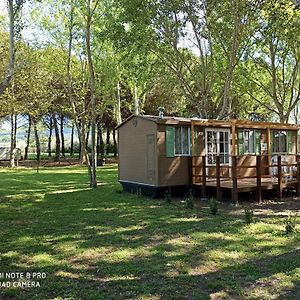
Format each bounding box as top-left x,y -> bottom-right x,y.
242,0 -> 300,122
0,0 -> 27,95
0,0 -> 15,95
52,113 -> 60,161
114,0 -> 261,118
60,113 -> 65,157
79,0 -> 100,188
24,114 -> 31,160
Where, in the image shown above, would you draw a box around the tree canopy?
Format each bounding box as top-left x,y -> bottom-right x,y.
0,0 -> 299,182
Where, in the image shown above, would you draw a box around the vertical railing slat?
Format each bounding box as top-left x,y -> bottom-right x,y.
277,155 -> 282,199
216,155 -> 221,201
201,156 -> 206,199
256,155 -> 262,202
297,155 -> 300,197
232,155 -> 238,205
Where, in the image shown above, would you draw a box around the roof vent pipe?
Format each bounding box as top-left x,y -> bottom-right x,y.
158,107 -> 165,119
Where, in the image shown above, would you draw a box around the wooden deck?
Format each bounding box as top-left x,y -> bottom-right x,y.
191,155 -> 300,203
194,177 -> 298,193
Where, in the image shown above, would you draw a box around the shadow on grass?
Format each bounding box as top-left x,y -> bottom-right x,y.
0,166 -> 299,299
59,249 -> 300,299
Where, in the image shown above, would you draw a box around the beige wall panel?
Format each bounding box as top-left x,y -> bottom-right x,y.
157,157 -> 190,186
157,124 -> 190,186
118,117 -> 157,185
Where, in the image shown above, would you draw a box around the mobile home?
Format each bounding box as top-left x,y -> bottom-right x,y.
117,115 -> 300,201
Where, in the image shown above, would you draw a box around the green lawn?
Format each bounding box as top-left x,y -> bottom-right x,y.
0,165 -> 299,300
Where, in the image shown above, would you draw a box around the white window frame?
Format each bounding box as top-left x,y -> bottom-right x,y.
272,130 -> 288,154
174,127 -> 191,156
205,128 -> 231,166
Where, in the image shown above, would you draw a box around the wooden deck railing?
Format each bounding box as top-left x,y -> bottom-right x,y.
191,154 -> 300,203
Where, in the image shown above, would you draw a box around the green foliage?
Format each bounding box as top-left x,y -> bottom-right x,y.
284,213 -> 297,235
244,207 -> 254,224
1,0 -> 299,133
185,191 -> 194,209
174,261 -> 189,274
209,198 -> 218,215
164,189 -> 171,204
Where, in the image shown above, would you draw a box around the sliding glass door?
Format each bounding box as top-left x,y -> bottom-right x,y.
205,129 -> 230,165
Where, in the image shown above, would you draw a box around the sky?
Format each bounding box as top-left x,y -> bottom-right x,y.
0,1 -> 6,16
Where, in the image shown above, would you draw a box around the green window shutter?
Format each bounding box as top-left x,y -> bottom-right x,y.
287,131 -> 293,154
255,130 -> 261,155
238,129 -> 244,155
166,126 -> 175,157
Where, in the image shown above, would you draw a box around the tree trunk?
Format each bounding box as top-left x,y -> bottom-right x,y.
83,0 -> 99,187
85,121 -> 91,151
33,118 -> 41,165
113,128 -> 117,157
141,92 -> 146,112
24,114 -> 31,160
106,128 -> 110,157
52,114 -> 60,162
97,123 -> 103,166
60,114 -> 65,157
218,12 -> 241,119
269,41 -> 285,122
48,116 -> 53,157
13,114 -> 17,149
0,0 -> 15,95
79,119 -> 86,164
100,129 -> 104,158
134,83 -> 139,115
10,114 -> 16,168
79,116 -> 91,176
66,0 -> 86,164
70,123 -> 74,156
116,82 -> 122,125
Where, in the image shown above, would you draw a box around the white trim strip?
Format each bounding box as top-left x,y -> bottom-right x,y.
119,180 -> 157,187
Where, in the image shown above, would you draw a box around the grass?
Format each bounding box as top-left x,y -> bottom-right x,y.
25,153 -> 116,160
0,164 -> 299,299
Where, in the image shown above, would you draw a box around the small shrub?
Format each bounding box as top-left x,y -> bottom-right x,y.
209,198 -> 218,215
174,261 -> 189,274
185,191 -> 194,209
164,190 -> 171,204
284,213 -> 297,235
244,207 -> 254,224
115,187 -> 123,194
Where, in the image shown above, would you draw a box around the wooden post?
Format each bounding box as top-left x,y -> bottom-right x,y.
256,155 -> 262,202
267,127 -> 271,175
231,123 -> 236,156
297,155 -> 300,197
216,155 -> 221,201
189,156 -> 193,187
201,155 -> 206,199
190,121 -> 195,187
277,155 -> 282,199
232,155 -> 238,205
191,121 -> 195,156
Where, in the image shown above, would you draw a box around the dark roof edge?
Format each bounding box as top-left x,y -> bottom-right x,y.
115,115 -> 156,129
116,114 -> 300,130
115,114 -> 191,129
